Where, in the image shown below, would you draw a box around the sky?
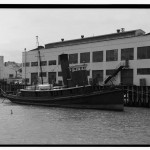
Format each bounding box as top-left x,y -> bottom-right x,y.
1,8 -> 150,63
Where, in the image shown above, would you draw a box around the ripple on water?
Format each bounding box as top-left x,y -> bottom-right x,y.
0,98 -> 149,144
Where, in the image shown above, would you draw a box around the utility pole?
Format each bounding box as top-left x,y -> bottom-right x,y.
36,36 -> 43,84
24,48 -> 27,86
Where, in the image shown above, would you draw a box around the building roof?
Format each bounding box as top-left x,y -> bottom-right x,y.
29,46 -> 45,51
44,29 -> 145,49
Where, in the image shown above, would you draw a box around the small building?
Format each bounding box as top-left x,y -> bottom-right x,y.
22,29 -> 150,86
0,56 -> 4,80
0,59 -> 22,84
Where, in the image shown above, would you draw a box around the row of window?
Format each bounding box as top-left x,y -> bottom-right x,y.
28,68 -> 150,80
106,68 -> 150,75
93,68 -> 150,76
26,68 -> 150,84
23,60 -> 57,67
23,46 -> 150,67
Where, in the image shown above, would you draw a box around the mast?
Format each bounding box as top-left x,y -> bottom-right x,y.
36,36 -> 43,84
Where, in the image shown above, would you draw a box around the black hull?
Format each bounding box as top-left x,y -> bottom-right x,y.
4,89 -> 124,111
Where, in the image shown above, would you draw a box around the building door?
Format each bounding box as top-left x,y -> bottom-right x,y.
48,72 -> 56,84
121,69 -> 133,85
31,73 -> 38,85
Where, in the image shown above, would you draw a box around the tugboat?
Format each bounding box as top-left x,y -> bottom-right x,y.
0,36 -> 124,111
0,53 -> 124,111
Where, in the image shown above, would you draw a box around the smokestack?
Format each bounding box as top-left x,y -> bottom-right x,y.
59,54 -> 71,87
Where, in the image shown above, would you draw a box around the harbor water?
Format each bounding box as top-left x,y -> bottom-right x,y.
0,98 -> 149,145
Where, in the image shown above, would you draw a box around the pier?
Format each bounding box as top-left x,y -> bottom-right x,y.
122,86 -> 150,108
93,85 -> 150,108
0,82 -> 25,95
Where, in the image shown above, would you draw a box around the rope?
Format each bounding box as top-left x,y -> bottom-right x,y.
0,88 -> 6,96
0,88 -> 7,102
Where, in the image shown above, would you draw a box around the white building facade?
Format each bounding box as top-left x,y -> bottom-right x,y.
22,29 -> 150,86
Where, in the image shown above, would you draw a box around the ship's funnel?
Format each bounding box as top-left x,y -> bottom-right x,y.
59,54 -> 71,87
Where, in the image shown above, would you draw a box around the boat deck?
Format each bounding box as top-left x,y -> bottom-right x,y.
19,85 -> 115,98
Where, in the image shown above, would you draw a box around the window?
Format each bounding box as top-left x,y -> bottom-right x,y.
106,69 -> 115,76
73,68 -> 76,71
106,49 -> 118,61
23,62 -> 30,67
39,72 -> 47,77
58,72 -> 62,76
31,62 -> 38,66
31,73 -> 38,85
86,70 -> 90,76
92,70 -> 103,82
121,48 -> 134,60
137,68 -> 150,75
137,46 -> 150,59
49,60 -> 56,65
69,53 -> 78,64
58,54 -> 70,65
9,74 -> 13,78
40,61 -> 47,66
93,51 -> 103,62
26,62 -> 30,67
25,78 -> 29,83
80,52 -> 90,63
58,80 -> 63,85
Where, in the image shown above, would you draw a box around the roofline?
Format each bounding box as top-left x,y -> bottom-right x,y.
44,29 -> 145,49
47,29 -> 141,44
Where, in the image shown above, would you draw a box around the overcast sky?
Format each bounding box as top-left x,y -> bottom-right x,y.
0,8 -> 150,63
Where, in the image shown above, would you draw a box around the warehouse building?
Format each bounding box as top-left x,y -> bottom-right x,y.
22,28 -> 150,86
